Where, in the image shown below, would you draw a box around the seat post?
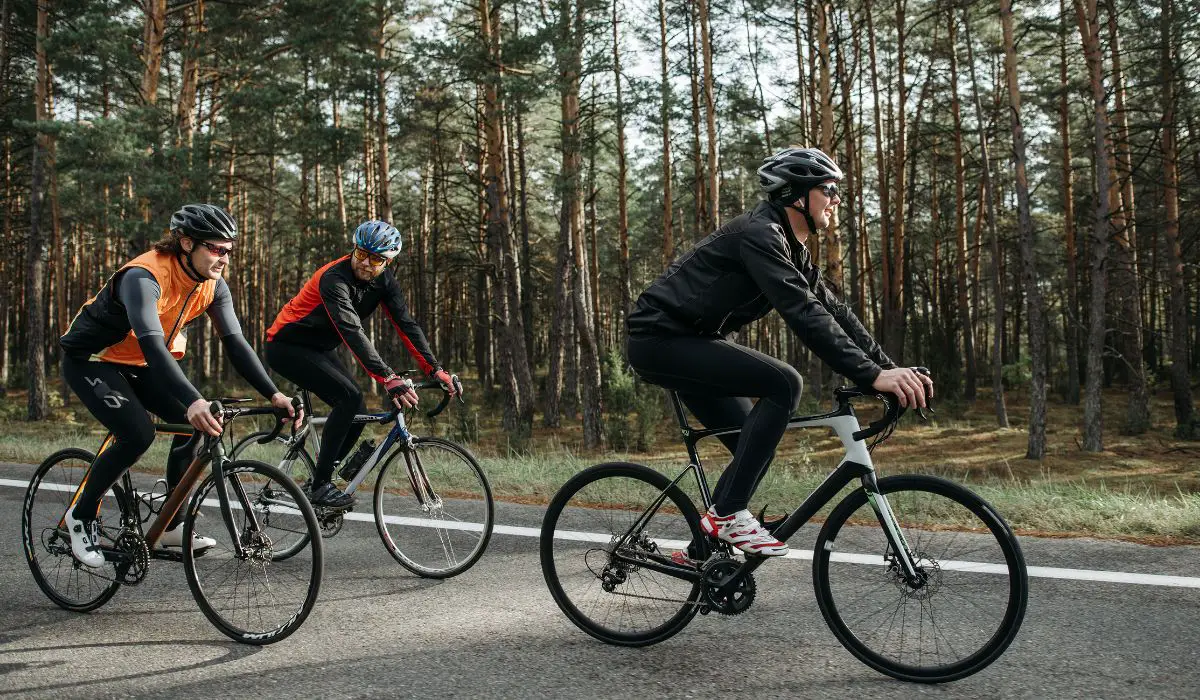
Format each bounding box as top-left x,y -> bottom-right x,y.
668,391 -> 691,431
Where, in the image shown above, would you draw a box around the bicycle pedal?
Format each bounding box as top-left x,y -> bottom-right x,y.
151,549 -> 184,562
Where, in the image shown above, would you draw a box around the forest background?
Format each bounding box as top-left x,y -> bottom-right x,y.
2,0 -> 1200,538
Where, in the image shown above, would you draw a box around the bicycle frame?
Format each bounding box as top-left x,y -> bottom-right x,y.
610,390 -> 923,590
65,408 -> 286,560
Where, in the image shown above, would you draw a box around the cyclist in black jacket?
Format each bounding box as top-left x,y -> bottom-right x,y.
627,147 -> 932,557
265,220 -> 458,508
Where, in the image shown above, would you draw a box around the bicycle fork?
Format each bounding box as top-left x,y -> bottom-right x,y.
860,471 -> 923,586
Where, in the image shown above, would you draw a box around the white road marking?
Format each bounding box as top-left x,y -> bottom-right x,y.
6,477 -> 1199,589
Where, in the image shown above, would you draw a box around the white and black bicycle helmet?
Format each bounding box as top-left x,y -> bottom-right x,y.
170,204 -> 239,241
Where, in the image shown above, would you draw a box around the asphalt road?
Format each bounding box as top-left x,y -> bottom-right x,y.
1,460 -> 1199,699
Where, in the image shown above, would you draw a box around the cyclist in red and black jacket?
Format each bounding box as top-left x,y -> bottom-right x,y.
266,220 -> 458,508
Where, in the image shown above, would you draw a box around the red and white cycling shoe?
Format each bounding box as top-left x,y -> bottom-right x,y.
699,506 -> 789,557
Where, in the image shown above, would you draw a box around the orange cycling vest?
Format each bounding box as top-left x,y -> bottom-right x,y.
82,251 -> 217,365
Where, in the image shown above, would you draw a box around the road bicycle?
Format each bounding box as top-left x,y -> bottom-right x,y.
540,370 -> 1028,683
228,374 -> 493,579
22,399 -> 323,645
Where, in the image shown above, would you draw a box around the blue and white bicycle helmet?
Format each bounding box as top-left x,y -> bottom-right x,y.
353,220 -> 402,259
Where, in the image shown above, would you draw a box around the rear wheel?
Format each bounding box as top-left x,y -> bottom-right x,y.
22,448 -> 125,612
540,462 -> 708,646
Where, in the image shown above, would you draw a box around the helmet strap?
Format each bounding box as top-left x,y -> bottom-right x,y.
178,236 -> 206,282
785,195 -> 820,236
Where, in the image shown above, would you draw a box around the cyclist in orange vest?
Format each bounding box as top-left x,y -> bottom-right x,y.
59,204 -> 300,568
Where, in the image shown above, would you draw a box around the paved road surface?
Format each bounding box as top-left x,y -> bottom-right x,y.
1,461 -> 1198,699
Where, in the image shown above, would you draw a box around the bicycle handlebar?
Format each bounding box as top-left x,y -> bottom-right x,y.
837,367 -> 933,442
205,397 -> 304,445
384,374 -> 465,421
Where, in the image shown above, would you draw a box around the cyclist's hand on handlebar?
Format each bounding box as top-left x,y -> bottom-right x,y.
871,367 -> 934,409
270,392 -> 304,430
385,375 -> 419,410
432,369 -> 461,399
188,398 -> 224,437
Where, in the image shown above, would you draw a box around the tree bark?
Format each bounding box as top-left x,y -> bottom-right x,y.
1001,0 -> 1048,458
1060,0 -> 1080,405
1160,0 -> 1195,438
141,0 -> 166,105
696,0 -> 719,230
1074,0 -> 1113,452
658,0 -> 673,267
816,1 -> 841,291
27,0 -> 52,420
963,8 -> 1008,427
480,0 -> 534,435
948,11 -> 976,401
375,1 -> 392,222
613,2 -> 631,340
1104,0 -> 1149,433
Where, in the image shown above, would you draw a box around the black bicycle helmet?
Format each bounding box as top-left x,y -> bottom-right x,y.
757,147 -> 844,204
170,203 -> 239,241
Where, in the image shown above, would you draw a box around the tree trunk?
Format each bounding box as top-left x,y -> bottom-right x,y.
1074,0 -> 1113,452
558,0 -> 602,447
375,1 -> 392,222
1060,0 -> 1080,405
27,0 -> 52,420
866,4 -> 893,359
948,11 -> 976,401
1160,0 -> 1195,438
816,1 -> 841,291
963,8 -> 1008,427
686,1 -> 705,239
1001,0 -> 1048,458
613,2 -> 631,341
141,0 -> 166,104
696,0 -> 719,230
1104,0 -> 1149,433
480,0 -> 534,435
835,10 -> 860,318
658,0 -> 673,267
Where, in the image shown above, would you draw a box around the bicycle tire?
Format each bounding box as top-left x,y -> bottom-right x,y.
540,462 -> 708,647
812,474 -> 1028,683
228,430 -> 317,560
373,436 -> 493,578
183,459 -> 323,645
22,448 -> 126,612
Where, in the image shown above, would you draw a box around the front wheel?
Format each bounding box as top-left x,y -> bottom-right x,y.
812,474 -> 1028,683
373,437 -> 493,578
228,430 -> 317,560
183,459 -> 323,645
540,462 -> 708,647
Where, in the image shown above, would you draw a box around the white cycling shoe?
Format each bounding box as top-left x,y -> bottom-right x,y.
699,506 -> 789,557
62,509 -> 105,568
158,525 -> 216,552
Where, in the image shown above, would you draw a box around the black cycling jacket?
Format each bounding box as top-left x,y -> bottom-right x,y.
266,256 -> 439,382
626,200 -> 894,386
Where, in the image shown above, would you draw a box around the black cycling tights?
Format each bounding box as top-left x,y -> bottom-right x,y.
63,356 -> 192,525
266,341 -> 366,485
626,334 -> 803,515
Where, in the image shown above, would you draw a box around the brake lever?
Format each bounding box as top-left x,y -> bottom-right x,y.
911,366 -> 935,421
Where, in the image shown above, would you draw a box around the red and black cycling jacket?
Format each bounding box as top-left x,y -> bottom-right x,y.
266,256 -> 439,382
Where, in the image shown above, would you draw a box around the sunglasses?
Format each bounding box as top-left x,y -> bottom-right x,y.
352,247 -> 391,266
193,239 -> 234,257
813,183 -> 841,200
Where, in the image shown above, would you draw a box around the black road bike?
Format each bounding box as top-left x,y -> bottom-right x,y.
540,371 -> 1028,683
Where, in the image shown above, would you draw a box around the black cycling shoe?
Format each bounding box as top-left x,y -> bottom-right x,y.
304,481 -> 355,509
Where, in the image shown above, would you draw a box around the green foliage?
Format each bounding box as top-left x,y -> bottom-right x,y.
601,350 -> 662,452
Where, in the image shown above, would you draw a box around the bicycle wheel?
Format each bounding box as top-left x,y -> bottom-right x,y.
540,462 -> 708,647
813,474 -> 1028,683
228,431 -> 317,561
183,459 -> 323,645
373,437 -> 493,578
22,448 -> 125,612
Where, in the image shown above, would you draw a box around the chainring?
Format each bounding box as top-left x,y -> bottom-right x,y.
318,510 -> 345,537
113,531 -> 150,584
700,556 -> 756,616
